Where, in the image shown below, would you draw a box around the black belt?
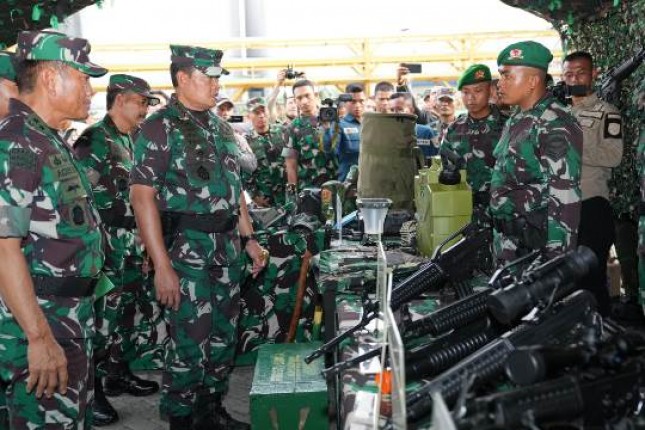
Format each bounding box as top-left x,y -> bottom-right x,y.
32,276 -> 98,298
99,209 -> 136,229
162,211 -> 239,234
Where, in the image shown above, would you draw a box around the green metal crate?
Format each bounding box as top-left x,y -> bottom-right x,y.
250,342 -> 328,430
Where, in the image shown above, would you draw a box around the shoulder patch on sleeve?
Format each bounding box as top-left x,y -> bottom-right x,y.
9,148 -> 37,171
604,113 -> 622,139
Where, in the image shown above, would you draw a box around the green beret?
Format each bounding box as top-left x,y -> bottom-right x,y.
170,45 -> 229,77
457,64 -> 491,90
497,40 -> 553,72
108,74 -> 160,106
0,51 -> 16,82
15,30 -> 107,77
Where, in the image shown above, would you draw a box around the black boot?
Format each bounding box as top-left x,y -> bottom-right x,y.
92,380 -> 119,426
169,414 -> 193,430
194,393 -> 250,430
104,365 -> 160,397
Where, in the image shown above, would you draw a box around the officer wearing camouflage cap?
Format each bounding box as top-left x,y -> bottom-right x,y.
75,73 -> 161,425
0,51 -> 17,119
130,44 -> 265,430
0,30 -> 106,428
490,40 -> 582,265
440,64 -> 508,233
243,97 -> 288,207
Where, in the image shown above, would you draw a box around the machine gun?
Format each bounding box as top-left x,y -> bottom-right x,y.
457,353 -> 645,430
304,222 -> 491,364
321,248 -> 577,380
599,46 -> 645,105
405,289 -> 597,424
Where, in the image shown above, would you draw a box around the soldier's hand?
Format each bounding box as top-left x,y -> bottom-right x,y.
155,264 -> 181,311
245,240 -> 268,278
277,69 -> 287,85
26,334 -> 68,399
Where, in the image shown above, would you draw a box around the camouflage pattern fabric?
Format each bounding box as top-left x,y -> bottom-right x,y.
243,123 -> 287,206
440,104 -> 508,224
0,99 -> 104,428
236,228 -> 317,362
282,115 -> 335,189
15,30 -> 107,77
170,44 -> 229,77
637,89 -> 645,304
130,94 -> 242,417
75,114 -> 165,376
490,94 -> 582,264
0,51 -> 15,81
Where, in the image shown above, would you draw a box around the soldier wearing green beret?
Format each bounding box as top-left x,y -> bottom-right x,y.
0,30 -> 106,429
491,41 -> 583,265
440,64 -> 508,230
130,44 -> 265,429
0,51 -> 17,119
75,74 -> 161,425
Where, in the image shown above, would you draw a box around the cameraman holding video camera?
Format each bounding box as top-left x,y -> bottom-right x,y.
323,83 -> 366,181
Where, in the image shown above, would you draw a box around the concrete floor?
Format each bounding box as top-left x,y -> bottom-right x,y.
101,367 -> 253,430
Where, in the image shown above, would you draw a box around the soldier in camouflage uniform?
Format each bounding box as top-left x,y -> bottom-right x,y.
491,41 -> 582,265
0,48 -> 16,430
0,30 -> 106,429
243,97 -> 287,207
440,64 -> 508,226
130,44 -> 266,430
75,74 -> 161,425
283,79 -> 336,195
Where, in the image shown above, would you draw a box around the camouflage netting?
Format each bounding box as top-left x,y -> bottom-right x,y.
502,0 -> 645,217
0,1 -> 100,48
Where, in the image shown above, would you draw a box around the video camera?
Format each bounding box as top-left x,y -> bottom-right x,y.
319,93 -> 353,123
285,65 -> 305,80
549,81 -> 588,105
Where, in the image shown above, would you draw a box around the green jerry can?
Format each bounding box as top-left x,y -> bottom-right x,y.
415,157 -> 472,256
250,342 -> 328,430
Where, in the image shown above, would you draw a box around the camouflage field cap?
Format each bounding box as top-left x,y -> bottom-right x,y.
216,97 -> 234,109
246,97 -> 267,112
458,64 -> 492,90
15,30 -> 108,77
435,86 -> 456,100
170,44 -> 229,77
108,74 -> 160,106
497,40 -> 553,72
0,51 -> 16,82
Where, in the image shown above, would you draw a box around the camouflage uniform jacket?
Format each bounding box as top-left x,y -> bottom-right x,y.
243,123 -> 287,206
282,115 -> 335,189
130,95 -> 242,272
490,94 -> 582,261
75,114 -> 142,263
0,99 -> 104,339
440,104 -> 508,193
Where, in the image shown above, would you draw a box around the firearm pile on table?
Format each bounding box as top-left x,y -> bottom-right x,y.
305,223 -> 645,429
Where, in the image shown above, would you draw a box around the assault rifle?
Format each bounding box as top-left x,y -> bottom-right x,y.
304,223 -> 491,364
599,46 -> 645,105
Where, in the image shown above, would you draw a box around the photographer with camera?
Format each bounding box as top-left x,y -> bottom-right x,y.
267,67 -> 304,125
282,79 -> 336,194
396,64 -> 436,126
213,97 -> 257,174
323,83 -> 366,181
562,51 -> 623,315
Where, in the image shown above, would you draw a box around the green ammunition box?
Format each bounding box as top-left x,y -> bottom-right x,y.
250,342 -> 328,430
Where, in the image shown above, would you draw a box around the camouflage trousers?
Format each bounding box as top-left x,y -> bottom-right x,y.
638,216 -> 645,304
94,255 -> 149,377
0,336 -> 93,429
160,265 -> 242,418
